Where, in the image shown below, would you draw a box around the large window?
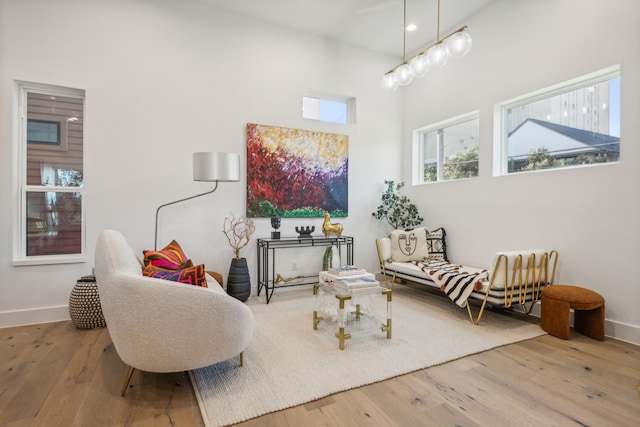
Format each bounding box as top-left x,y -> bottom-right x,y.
494,65 -> 620,175
14,81 -> 85,265
413,112 -> 479,184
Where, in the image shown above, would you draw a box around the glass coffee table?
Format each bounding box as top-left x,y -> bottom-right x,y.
312,282 -> 392,350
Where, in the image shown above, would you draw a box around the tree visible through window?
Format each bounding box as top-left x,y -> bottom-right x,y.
414,112 -> 479,184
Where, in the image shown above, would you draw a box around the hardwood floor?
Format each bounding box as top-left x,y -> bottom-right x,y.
2,303 -> 638,426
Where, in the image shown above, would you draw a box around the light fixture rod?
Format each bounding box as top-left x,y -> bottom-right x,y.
402,0 -> 407,62
436,0 -> 441,43
154,181 -> 219,250
384,25 -> 468,75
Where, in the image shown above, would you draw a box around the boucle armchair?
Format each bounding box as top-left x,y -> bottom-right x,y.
94,229 -> 254,396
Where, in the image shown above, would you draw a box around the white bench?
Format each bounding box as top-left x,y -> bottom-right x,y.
376,231 -> 558,324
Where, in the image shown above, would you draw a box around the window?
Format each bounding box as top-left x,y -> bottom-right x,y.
14,81 -> 85,265
27,119 -> 61,144
413,112 -> 479,184
494,65 -> 620,175
302,92 -> 355,124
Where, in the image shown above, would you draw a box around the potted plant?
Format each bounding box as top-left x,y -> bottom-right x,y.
223,213 -> 256,302
371,180 -> 423,230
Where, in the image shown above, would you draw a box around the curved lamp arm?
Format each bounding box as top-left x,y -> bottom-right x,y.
154,181 -> 219,250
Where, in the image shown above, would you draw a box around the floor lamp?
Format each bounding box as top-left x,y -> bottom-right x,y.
154,152 -> 241,250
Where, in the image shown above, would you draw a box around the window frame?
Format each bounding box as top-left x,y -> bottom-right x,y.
13,81 -> 86,266
493,65 -> 621,176
412,111 -> 480,185
302,91 -> 356,125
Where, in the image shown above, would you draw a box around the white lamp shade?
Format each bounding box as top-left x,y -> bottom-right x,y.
381,72 -> 398,92
446,31 -> 472,59
395,64 -> 414,86
193,152 -> 240,182
409,54 -> 429,78
426,43 -> 449,68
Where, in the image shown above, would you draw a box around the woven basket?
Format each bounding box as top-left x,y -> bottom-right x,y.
69,276 -> 106,329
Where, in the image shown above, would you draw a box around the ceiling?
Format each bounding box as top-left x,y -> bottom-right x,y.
195,0 -> 496,59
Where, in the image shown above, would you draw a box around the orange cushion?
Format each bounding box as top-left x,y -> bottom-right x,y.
143,240 -> 188,270
542,285 -> 604,310
142,263 -> 208,287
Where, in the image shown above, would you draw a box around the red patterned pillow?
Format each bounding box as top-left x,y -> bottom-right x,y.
143,240 -> 188,270
142,263 -> 208,287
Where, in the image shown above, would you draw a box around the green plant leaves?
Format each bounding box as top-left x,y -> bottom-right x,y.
371,180 -> 423,230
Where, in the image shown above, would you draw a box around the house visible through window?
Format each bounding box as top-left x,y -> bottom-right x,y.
14,81 -> 85,264
495,65 -> 620,175
413,112 -> 480,184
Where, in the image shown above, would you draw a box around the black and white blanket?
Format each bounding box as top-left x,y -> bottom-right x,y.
412,260 -> 488,307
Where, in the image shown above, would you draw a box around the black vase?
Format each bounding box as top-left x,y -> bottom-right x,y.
227,258 -> 251,302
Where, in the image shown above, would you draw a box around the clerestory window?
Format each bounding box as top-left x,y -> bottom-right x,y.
413,111 -> 480,184
494,65 -> 620,175
302,92 -> 355,124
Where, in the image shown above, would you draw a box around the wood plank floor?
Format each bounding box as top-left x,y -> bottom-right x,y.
1,298 -> 639,426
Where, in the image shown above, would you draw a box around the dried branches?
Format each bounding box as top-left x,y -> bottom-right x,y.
223,213 -> 256,259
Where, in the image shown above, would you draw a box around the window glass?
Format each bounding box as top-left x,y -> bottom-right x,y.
414,113 -> 479,183
26,191 -> 82,256
26,93 -> 83,186
496,66 -> 620,175
302,94 -> 354,124
27,120 -> 60,144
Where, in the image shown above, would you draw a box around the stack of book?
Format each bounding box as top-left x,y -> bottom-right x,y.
320,266 -> 380,293
327,266 -> 367,276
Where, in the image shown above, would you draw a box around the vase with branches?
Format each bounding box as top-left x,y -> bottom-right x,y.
223,213 -> 256,259
223,213 -> 255,302
371,180 -> 423,230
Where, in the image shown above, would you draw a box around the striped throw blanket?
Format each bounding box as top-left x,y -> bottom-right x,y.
412,261 -> 488,307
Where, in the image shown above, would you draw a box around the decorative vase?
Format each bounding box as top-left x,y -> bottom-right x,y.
69,275 -> 106,329
227,257 -> 251,302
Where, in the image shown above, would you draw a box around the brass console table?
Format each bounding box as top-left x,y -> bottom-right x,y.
256,235 -> 354,303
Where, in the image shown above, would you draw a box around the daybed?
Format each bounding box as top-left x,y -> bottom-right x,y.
376,227 -> 558,324
94,229 -> 254,396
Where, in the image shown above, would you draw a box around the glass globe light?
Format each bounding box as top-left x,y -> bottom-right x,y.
409,54 -> 429,78
426,43 -> 449,68
446,31 -> 472,59
395,64 -> 414,86
381,72 -> 398,92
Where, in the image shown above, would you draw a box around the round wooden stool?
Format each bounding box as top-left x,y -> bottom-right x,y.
541,285 -> 605,340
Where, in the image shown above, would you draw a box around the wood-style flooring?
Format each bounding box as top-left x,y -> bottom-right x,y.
1,291 -> 639,426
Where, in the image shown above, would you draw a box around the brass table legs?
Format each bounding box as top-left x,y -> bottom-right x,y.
313,284 -> 392,350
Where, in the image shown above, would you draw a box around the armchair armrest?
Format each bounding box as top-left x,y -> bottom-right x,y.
98,271 -> 253,373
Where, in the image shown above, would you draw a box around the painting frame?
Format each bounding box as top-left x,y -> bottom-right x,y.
246,123 -> 348,218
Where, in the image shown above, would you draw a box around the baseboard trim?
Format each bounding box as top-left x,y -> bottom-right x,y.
0,305 -> 70,328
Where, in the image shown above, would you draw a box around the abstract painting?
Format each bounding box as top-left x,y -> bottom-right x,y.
246,123 -> 348,218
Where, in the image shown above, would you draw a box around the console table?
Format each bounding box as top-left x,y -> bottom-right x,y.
256,235 -> 354,303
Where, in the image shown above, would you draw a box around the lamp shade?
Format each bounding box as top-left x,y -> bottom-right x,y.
193,152 -> 240,182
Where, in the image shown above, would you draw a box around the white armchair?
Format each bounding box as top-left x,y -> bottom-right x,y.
94,229 -> 254,396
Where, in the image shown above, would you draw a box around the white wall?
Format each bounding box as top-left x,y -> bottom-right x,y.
402,0 -> 640,344
0,0 -> 402,326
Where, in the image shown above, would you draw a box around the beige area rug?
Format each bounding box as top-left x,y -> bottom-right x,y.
190,285 -> 545,427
